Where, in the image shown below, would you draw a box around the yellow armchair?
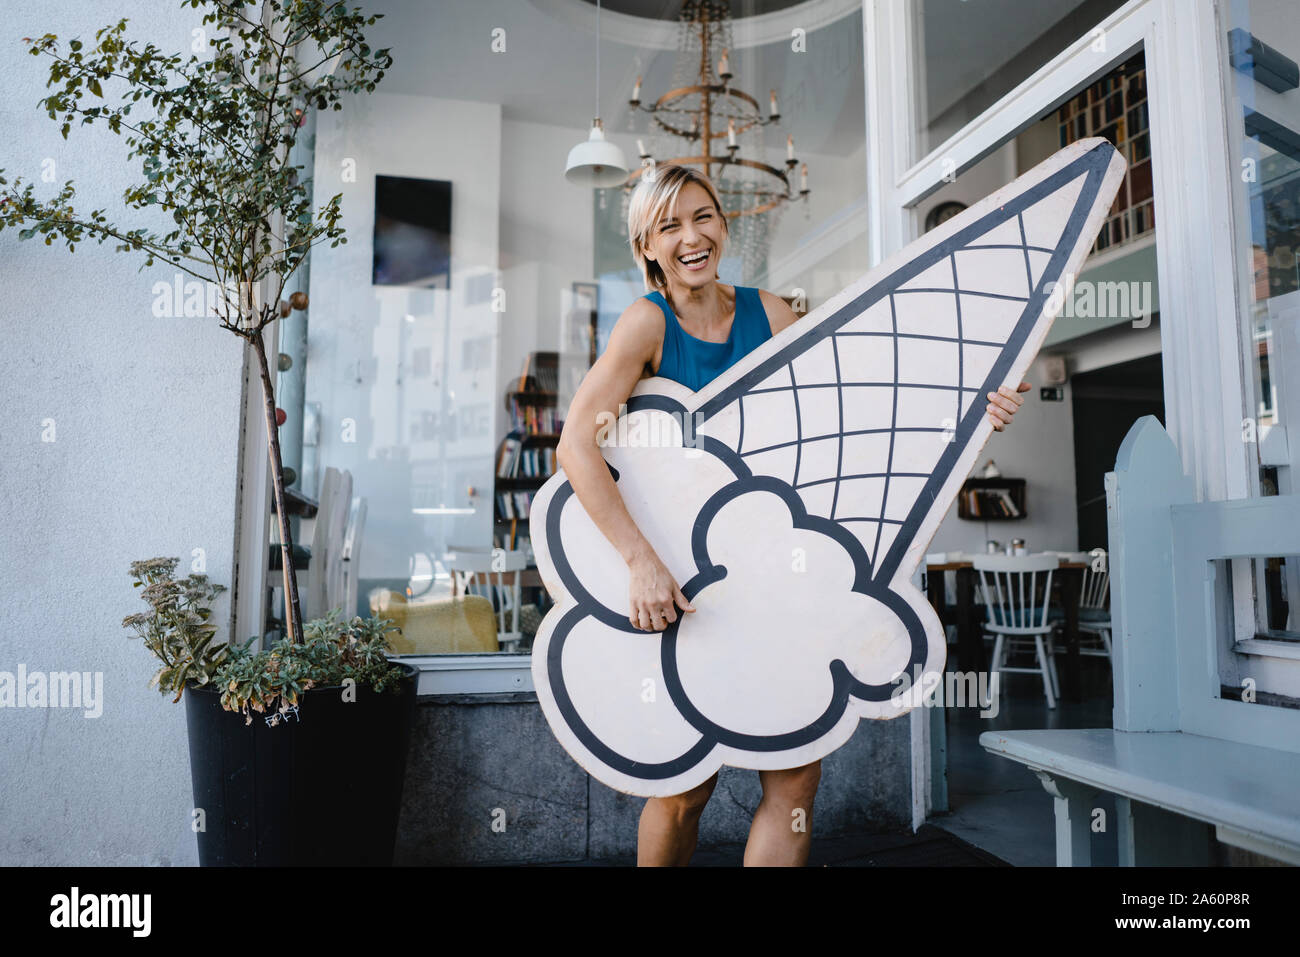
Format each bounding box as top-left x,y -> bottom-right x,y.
369,588 -> 500,654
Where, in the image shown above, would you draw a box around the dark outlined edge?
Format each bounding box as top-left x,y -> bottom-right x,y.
536,142 -> 1114,782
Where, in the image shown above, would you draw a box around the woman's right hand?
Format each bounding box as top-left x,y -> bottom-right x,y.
627,550 -> 696,632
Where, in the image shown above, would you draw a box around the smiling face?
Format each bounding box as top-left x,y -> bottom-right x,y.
642,182 -> 728,292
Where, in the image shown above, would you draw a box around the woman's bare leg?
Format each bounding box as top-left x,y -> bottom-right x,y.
637,772 -> 719,866
744,760 -> 821,866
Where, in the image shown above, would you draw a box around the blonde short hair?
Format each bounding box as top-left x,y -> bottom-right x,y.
626,163 -> 729,292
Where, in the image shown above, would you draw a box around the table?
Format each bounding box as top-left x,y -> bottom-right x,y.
924,558 -> 1086,702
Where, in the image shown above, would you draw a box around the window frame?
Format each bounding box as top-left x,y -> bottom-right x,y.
869,0 -> 1261,581
865,0 -> 1288,823
1214,0 -> 1300,660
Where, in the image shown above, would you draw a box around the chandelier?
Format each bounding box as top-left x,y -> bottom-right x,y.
621,0 -> 809,281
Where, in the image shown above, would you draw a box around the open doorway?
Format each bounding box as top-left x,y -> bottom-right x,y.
924,48 -> 1160,867
1070,352 -> 1165,551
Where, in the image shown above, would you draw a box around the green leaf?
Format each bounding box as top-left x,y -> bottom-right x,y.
88,78 -> 102,98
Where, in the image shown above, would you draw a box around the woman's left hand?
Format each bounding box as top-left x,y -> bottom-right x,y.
987,381 -> 1032,432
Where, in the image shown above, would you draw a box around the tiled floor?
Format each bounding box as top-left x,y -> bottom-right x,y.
530,649 -> 1118,867
928,651 -> 1117,866
549,823 -> 1008,866
693,824 -> 1010,866
671,652 -> 1120,867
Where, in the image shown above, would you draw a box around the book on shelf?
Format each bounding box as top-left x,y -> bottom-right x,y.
496,434 -> 556,480
494,523 -> 533,552
495,489 -> 536,521
961,484 -> 1024,519
496,435 -> 523,478
995,488 -> 1021,517
507,398 -> 561,435
513,490 -> 533,519
517,445 -> 555,478
972,490 -> 1008,518
517,351 -> 559,393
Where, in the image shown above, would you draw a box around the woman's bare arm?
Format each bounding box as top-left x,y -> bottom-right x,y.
555,300 -> 695,631
556,300 -> 660,565
759,288 -> 801,336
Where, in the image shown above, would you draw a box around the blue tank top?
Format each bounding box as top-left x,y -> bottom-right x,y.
644,285 -> 772,392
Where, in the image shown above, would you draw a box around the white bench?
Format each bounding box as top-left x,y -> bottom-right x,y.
980,416 -> 1300,866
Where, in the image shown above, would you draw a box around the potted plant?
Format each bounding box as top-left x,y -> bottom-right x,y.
124,557 -> 417,866
0,1 -> 418,865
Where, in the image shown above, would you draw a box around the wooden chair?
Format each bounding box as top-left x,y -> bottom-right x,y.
972,553 -> 1061,709
445,546 -> 530,652
980,416 -> 1300,865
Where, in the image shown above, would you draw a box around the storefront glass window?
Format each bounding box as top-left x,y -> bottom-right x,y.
1221,0 -> 1300,638
911,0 -> 1128,163
281,0 -> 866,658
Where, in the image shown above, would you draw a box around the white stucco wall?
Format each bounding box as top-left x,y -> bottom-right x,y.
0,1 -> 247,865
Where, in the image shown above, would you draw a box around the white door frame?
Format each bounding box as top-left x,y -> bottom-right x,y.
864,0 -> 1254,828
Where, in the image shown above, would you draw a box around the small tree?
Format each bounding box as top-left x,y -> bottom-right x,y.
0,0 -> 392,644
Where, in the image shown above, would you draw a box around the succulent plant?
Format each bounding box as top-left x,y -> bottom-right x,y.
215,608 -> 406,725
122,556 -> 229,702
124,558 -> 407,722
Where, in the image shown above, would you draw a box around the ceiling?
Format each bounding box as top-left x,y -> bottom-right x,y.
920,0 -> 1125,122
578,0 -> 808,16
359,0 -> 865,155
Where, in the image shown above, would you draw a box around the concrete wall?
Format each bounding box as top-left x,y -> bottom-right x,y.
395,694 -> 912,864
0,1 -> 246,865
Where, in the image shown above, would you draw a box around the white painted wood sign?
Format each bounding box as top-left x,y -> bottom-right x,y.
530,138 -> 1127,797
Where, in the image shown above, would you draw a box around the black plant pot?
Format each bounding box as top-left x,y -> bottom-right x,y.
183,662 -> 419,866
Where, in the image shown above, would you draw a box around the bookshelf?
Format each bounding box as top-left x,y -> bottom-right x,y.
1057,50 -> 1151,256
495,352 -> 563,552
957,478 -> 1027,520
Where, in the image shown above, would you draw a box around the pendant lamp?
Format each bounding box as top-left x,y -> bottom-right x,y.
565,0 -> 628,188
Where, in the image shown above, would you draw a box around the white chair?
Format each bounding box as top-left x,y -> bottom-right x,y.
339,496 -> 367,619
1049,549 -> 1112,663
972,553 -> 1060,709
1077,549 -> 1112,656
445,546 -> 530,652
297,466 -> 351,620
323,468 -> 353,616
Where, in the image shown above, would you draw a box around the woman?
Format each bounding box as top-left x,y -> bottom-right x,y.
555,164 -> 1028,866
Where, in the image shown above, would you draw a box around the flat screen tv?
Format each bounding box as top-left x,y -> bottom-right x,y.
372,174 -> 451,288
